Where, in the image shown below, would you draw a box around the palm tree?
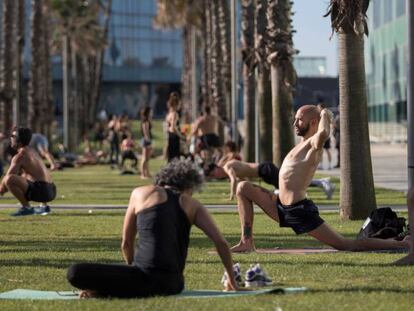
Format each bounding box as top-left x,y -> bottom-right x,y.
326,0 -> 375,220
241,0 -> 255,162
255,0 -> 272,162
28,0 -> 43,133
266,0 -> 296,166
14,0 -> 25,127
218,0 -> 231,120
154,0 -> 203,121
0,0 -> 15,134
49,0 -> 107,149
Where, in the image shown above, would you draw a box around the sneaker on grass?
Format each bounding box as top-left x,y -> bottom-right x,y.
10,206 -> 34,217
221,262 -> 243,287
35,205 -> 51,215
245,264 -> 273,287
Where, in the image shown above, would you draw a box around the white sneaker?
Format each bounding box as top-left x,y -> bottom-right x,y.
221,262 -> 243,287
245,264 -> 273,287
321,178 -> 336,200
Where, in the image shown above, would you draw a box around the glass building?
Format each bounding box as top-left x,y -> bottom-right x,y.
7,0 -> 183,119
293,56 -> 327,77
365,0 -> 407,142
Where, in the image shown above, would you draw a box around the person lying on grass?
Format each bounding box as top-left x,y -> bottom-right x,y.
67,159 -> 239,298
230,105 -> 410,253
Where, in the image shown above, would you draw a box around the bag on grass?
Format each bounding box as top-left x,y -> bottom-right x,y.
356,207 -> 406,240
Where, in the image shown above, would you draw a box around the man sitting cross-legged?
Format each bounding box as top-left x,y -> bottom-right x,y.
231,105 -> 409,252
0,127 -> 56,216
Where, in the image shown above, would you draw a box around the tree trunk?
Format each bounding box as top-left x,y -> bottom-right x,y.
88,0 -> 112,126
211,0 -> 225,117
256,0 -> 272,162
338,31 -> 376,220
181,25 -> 192,123
0,0 -> 15,135
218,0 -> 231,121
201,5 -> 211,108
241,0 -> 255,162
41,2 -> 53,140
28,0 -> 42,133
14,0 -> 25,127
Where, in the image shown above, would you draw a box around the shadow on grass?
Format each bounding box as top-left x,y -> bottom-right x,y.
0,258 -> 123,269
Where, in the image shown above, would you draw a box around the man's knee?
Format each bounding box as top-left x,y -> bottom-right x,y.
236,181 -> 252,197
4,175 -> 19,188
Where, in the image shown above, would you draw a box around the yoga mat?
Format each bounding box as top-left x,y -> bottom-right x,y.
0,287 -> 307,300
208,248 -> 408,255
208,248 -> 338,255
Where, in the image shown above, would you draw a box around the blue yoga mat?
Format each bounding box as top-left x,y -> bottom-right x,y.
0,287 -> 307,300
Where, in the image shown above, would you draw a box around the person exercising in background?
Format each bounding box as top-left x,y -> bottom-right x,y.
29,133 -> 57,171
0,127 -> 56,216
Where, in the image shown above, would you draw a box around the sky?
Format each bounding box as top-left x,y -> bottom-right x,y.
292,0 -> 338,76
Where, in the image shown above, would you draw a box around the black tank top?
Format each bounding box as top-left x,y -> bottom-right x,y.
134,188 -> 191,274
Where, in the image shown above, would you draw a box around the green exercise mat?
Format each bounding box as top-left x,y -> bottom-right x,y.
0,287 -> 307,300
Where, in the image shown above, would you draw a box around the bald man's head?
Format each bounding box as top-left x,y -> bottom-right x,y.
293,105 -> 321,137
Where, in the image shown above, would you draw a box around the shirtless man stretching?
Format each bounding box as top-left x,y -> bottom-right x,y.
0,127 -> 56,216
231,105 -> 409,252
191,106 -> 221,160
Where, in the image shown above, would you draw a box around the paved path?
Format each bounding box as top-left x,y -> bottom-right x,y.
318,143 -> 408,192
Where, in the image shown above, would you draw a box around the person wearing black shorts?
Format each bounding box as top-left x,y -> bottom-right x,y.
230,105 -> 409,253
0,127 -> 56,216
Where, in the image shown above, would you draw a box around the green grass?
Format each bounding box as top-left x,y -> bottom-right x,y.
0,160 -> 406,205
0,210 -> 413,310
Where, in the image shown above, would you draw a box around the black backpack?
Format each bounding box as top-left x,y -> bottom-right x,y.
356,207 -> 406,240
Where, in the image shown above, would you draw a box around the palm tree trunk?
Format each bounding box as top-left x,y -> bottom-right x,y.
88,0 -> 112,126
256,0 -> 272,162
201,5 -> 211,108
338,31 -> 376,220
181,25 -> 192,123
0,0 -> 15,135
267,0 -> 295,166
241,0 -> 255,162
218,0 -> 231,121
14,0 -> 25,127
28,0 -> 42,133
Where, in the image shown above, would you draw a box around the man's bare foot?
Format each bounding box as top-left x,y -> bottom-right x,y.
140,175 -> 149,180
79,290 -> 98,298
393,253 -> 414,266
230,240 -> 255,253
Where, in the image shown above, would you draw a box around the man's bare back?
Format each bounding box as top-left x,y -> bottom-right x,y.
195,115 -> 218,136
15,148 -> 52,183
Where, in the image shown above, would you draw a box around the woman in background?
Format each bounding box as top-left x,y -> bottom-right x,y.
140,106 -> 153,179
165,92 -> 183,162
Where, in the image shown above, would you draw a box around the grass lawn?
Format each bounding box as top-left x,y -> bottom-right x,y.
0,158 -> 407,206
0,210 -> 413,310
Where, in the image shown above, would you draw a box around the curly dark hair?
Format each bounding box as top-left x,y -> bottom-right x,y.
155,159 -> 204,192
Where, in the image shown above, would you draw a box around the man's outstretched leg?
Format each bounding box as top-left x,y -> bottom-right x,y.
230,181 -> 279,252
393,187 -> 414,265
308,222 -> 410,251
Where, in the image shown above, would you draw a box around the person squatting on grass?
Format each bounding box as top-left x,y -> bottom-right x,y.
67,159 -> 239,298
0,127 -> 56,216
230,105 -> 410,253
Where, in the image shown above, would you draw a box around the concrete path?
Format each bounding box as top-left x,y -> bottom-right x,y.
318,143 -> 408,192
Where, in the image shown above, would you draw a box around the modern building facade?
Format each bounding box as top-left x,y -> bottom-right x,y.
365,0 -> 407,142
9,0 -> 182,119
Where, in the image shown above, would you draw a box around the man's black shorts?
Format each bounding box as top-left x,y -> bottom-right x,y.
258,162 -> 279,188
276,198 -> 324,234
25,181 -> 56,203
323,137 -> 331,149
